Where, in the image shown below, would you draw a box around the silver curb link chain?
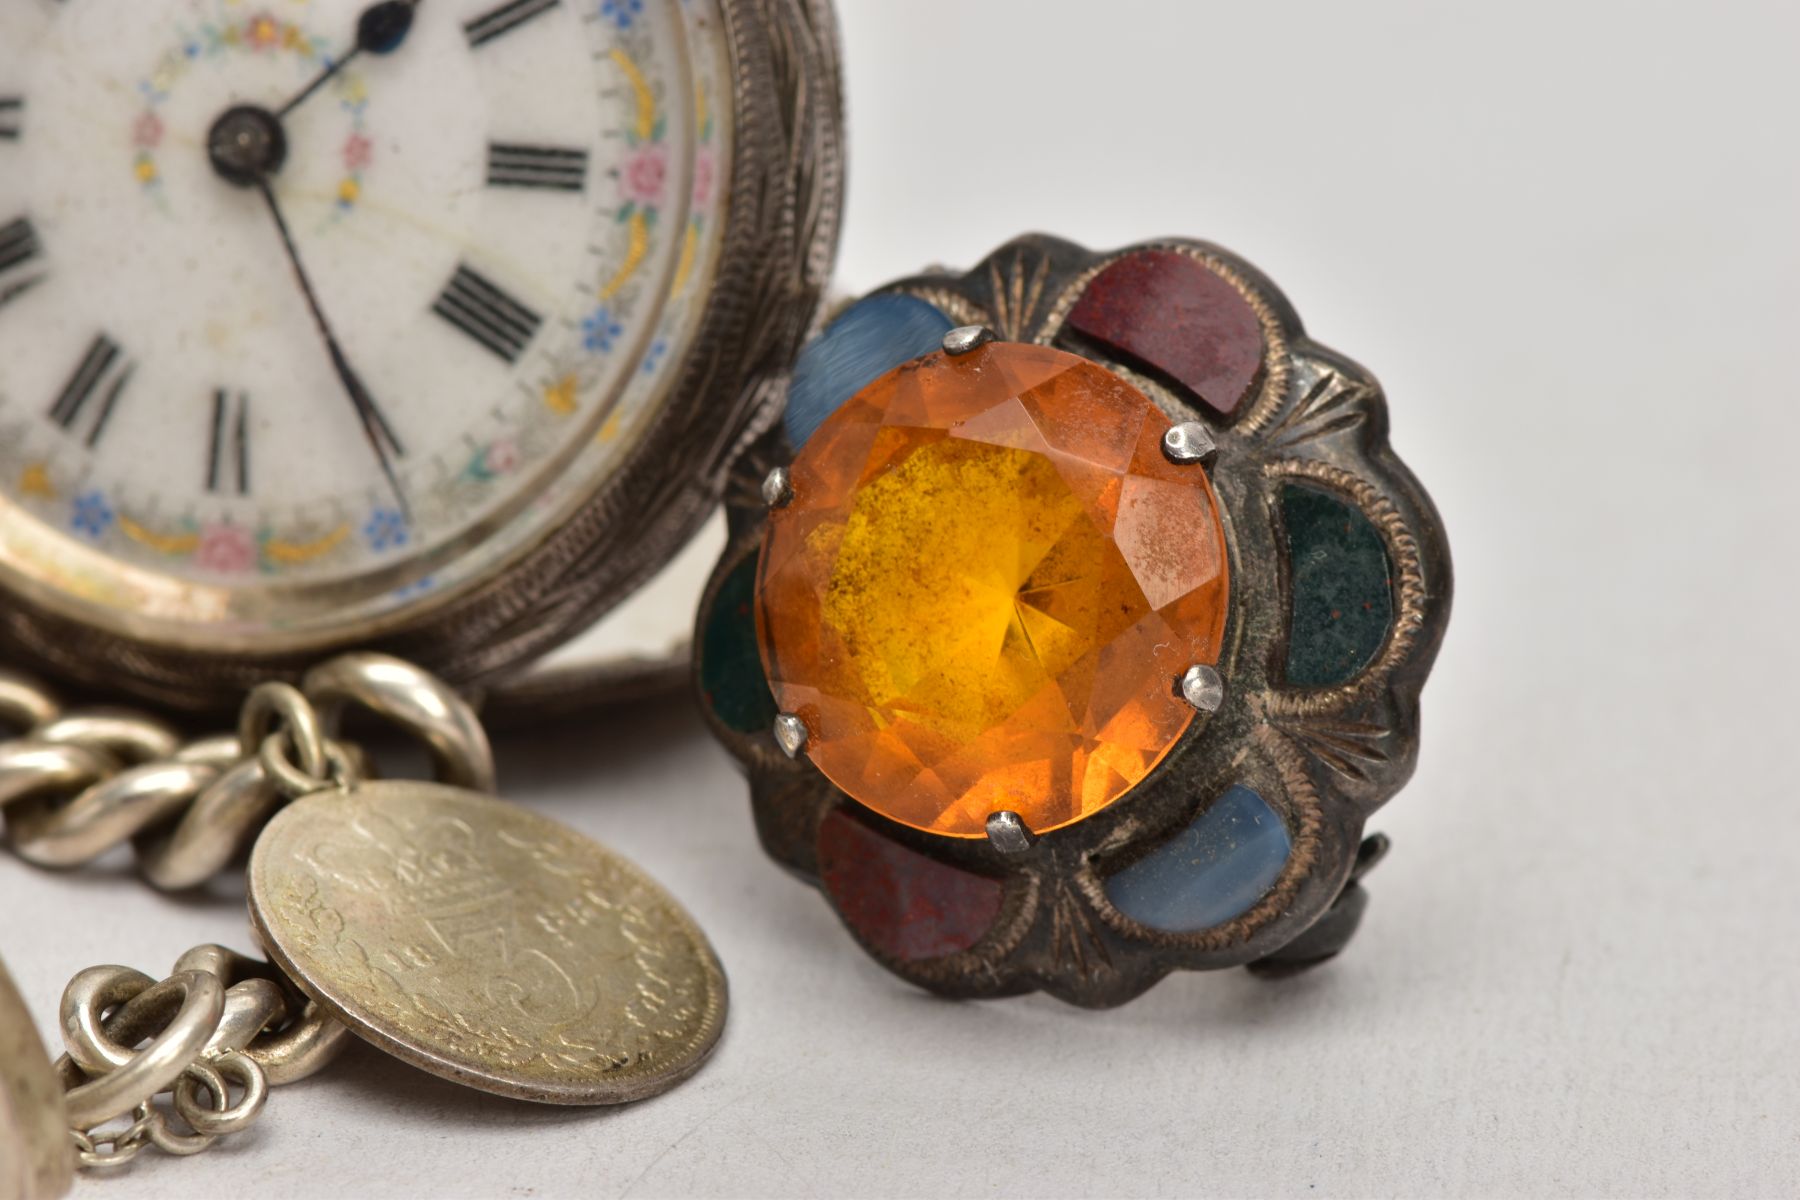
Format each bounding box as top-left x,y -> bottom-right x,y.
0,654 -> 497,1170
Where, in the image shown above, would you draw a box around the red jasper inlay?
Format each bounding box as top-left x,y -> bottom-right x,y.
1067,249 -> 1266,420
817,809 -> 1003,961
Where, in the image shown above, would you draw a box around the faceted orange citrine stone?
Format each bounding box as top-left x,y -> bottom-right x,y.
757,342 -> 1229,838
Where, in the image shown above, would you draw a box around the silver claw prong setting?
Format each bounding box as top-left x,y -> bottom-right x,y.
762,466 -> 794,509
1162,422 -> 1218,466
1179,665 -> 1225,712
986,810 -> 1036,855
773,713 -> 809,758
942,325 -> 996,356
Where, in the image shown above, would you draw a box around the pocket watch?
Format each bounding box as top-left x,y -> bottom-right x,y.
0,0 -> 843,711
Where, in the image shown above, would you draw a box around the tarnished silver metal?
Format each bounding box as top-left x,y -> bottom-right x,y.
67,1114 -> 156,1171
34,712 -> 180,764
171,1053 -> 265,1139
139,757 -> 280,892
985,811 -> 1036,855
762,466 -> 795,509
58,971 -> 224,1131
255,732 -> 359,802
162,947 -> 347,1088
16,945 -> 344,1177
698,234 -> 1453,1007
238,684 -> 329,786
0,952 -> 73,1200
146,1066 -> 226,1156
942,324 -> 996,356
4,647 -> 718,1182
10,760 -> 222,870
1162,421 -> 1219,465
0,654 -> 495,888
40,944 -> 335,1175
0,741 -> 112,814
301,653 -> 496,793
59,968 -> 163,1078
0,0 -> 846,717
248,781 -> 729,1105
774,713 -> 809,758
1180,664 -> 1226,713
243,1000 -> 353,1088
0,673 -> 59,732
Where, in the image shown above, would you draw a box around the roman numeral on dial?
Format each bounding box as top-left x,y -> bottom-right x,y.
208,390 -> 250,495
0,97 -> 21,141
464,0 -> 559,48
431,265 -> 543,364
49,334 -> 135,448
0,216 -> 45,309
487,143 -> 589,191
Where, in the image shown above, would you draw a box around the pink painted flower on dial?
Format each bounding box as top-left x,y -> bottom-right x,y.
486,438 -> 520,475
342,133 -> 373,172
692,148 -> 716,209
133,112 -> 164,149
195,523 -> 257,574
621,144 -> 668,207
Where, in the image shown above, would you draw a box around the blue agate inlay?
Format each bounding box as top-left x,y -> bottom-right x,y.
784,293 -> 954,447
1105,785 -> 1292,932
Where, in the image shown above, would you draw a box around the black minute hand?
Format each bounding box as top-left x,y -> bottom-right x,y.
255,179 -> 410,519
277,0 -> 421,119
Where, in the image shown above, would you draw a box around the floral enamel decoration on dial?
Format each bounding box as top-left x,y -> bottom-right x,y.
0,0 -> 714,623
0,0 -> 843,708
697,236 -> 1451,1008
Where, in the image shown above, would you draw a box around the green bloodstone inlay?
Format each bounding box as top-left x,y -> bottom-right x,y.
701,554 -> 778,734
1281,483 -> 1394,687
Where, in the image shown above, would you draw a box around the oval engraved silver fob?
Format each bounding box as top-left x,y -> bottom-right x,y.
248,781 -> 727,1106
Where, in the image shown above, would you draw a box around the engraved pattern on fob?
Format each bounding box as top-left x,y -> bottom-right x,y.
269,806 -> 711,1080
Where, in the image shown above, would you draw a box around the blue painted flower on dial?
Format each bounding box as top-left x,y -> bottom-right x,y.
583,307 -> 625,353
600,0 -> 644,29
363,507 -> 409,553
71,491 -> 115,540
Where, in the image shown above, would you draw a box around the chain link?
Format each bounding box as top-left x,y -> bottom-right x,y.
52,946 -> 329,1169
7,652 -> 500,1174
0,652 -> 495,890
69,1108 -> 158,1170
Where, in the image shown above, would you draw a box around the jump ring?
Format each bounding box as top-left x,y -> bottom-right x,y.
322,740 -> 362,790
174,1052 -> 267,1137
302,653 -> 496,793
60,966 -> 157,1077
239,683 -> 327,783
145,1070 -> 218,1157
60,969 -> 224,1129
258,732 -> 354,799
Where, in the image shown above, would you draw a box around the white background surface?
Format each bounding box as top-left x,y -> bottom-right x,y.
5,1 -> 1799,1196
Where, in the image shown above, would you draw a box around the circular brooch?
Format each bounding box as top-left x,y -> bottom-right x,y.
696,235 -> 1451,1007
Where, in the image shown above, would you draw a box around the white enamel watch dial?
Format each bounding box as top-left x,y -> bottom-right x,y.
0,0 -> 824,681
